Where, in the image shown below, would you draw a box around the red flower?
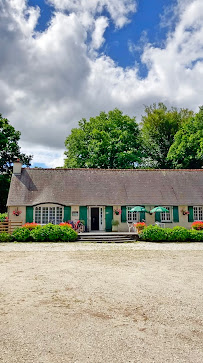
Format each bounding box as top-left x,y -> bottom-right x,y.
191,221 -> 203,230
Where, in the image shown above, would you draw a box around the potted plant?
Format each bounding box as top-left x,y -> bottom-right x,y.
134,222 -> 146,233
114,209 -> 121,216
112,219 -> 119,232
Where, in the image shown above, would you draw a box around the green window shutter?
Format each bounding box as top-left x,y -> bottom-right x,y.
79,206 -> 87,230
121,206 -> 127,223
188,206 -> 194,222
155,212 -> 161,222
26,206 -> 33,223
64,206 -> 71,222
173,206 -> 179,223
105,206 -> 113,232
140,206 -> 146,222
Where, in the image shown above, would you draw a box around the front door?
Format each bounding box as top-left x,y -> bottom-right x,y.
91,208 -> 99,230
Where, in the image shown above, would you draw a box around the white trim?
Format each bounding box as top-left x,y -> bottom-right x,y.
127,206 -> 138,223
34,204 -> 64,225
193,206 -> 203,221
89,206 -> 105,231
161,206 -> 171,222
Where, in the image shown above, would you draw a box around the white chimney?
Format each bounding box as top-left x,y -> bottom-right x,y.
13,159 -> 23,175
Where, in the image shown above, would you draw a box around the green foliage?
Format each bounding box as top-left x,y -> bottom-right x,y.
0,232 -> 13,242
64,109 -> 143,169
0,175 -> 10,212
140,225 -> 167,241
0,114 -> 32,212
189,230 -> 203,242
112,219 -> 119,226
165,226 -> 190,242
0,114 -> 32,174
141,103 -> 193,168
0,212 -> 8,222
12,227 -> 31,242
30,224 -> 78,242
167,106 -> 203,168
140,225 -> 190,242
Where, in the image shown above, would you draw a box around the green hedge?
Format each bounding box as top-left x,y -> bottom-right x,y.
11,224 -> 78,242
0,232 -> 13,242
0,213 -> 8,222
140,225 -> 203,242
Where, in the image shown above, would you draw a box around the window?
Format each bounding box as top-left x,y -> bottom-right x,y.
34,205 -> 63,225
194,206 -> 203,221
161,206 -> 171,222
127,207 -> 138,222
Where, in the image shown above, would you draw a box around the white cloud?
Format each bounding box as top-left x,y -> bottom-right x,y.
0,0 -> 203,166
91,16 -> 109,50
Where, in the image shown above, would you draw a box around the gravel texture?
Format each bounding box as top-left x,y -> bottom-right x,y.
0,242 -> 203,363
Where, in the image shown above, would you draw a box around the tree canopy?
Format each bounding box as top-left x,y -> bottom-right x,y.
0,114 -> 32,211
167,106 -> 203,168
140,103 -> 194,168
64,109 -> 143,169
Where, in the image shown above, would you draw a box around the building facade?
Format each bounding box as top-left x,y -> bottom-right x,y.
7,161 -> 203,231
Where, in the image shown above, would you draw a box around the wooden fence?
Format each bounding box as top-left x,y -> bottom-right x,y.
0,220 -> 23,234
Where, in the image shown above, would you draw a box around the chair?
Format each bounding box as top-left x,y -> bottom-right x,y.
127,222 -> 135,232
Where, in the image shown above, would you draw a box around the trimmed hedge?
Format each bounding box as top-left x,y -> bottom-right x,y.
11,223 -> 78,242
0,232 -> 13,242
140,225 -> 203,242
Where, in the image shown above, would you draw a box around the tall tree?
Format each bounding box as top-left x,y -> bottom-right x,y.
0,114 -> 32,211
167,106 -> 203,168
64,109 -> 143,169
140,103 -> 193,168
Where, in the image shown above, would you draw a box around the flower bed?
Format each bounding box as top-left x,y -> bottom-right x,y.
191,221 -> 203,230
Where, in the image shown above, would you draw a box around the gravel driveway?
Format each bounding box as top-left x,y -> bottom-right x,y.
0,242 -> 203,363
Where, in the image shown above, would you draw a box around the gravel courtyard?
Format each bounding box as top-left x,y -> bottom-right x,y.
0,242 -> 203,363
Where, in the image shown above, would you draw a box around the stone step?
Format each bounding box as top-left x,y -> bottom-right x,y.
79,235 -> 132,239
78,239 -> 136,243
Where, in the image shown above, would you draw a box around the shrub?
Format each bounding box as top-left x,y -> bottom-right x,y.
0,232 -> 13,242
12,227 -> 31,242
140,225 -> 190,242
0,213 -> 8,222
30,224 -> 78,242
140,225 -> 166,242
191,221 -> 203,230
189,230 -> 203,242
166,226 -> 190,242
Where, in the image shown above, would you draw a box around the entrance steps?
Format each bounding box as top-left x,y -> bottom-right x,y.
78,232 -> 138,243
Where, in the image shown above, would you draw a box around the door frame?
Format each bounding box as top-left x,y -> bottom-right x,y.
90,206 -> 105,231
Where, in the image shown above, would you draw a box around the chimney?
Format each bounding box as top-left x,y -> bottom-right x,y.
13,159 -> 23,175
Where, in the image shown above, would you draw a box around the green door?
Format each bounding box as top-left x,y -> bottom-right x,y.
26,206 -> 33,223
105,206 -> 113,232
79,206 -> 87,231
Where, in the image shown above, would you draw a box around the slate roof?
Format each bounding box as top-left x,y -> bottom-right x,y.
7,168 -> 203,207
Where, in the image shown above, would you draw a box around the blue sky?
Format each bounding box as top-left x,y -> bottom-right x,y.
28,0 -> 175,77
1,0 -> 203,167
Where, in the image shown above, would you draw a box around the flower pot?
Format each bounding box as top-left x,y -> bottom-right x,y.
112,225 -> 118,232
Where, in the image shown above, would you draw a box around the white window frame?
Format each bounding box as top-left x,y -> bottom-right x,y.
127,207 -> 138,223
34,204 -> 64,225
193,206 -> 203,221
161,206 -> 171,222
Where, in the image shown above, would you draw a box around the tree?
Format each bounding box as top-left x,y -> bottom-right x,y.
167,106 -> 203,168
64,109 -> 143,169
140,103 -> 194,168
0,114 -> 32,211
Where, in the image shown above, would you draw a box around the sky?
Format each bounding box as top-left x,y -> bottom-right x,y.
0,0 -> 203,167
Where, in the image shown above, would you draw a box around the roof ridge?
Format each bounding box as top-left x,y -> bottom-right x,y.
23,168 -> 203,171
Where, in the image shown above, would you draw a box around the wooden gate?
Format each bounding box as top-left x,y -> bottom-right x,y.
0,221 -> 23,234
